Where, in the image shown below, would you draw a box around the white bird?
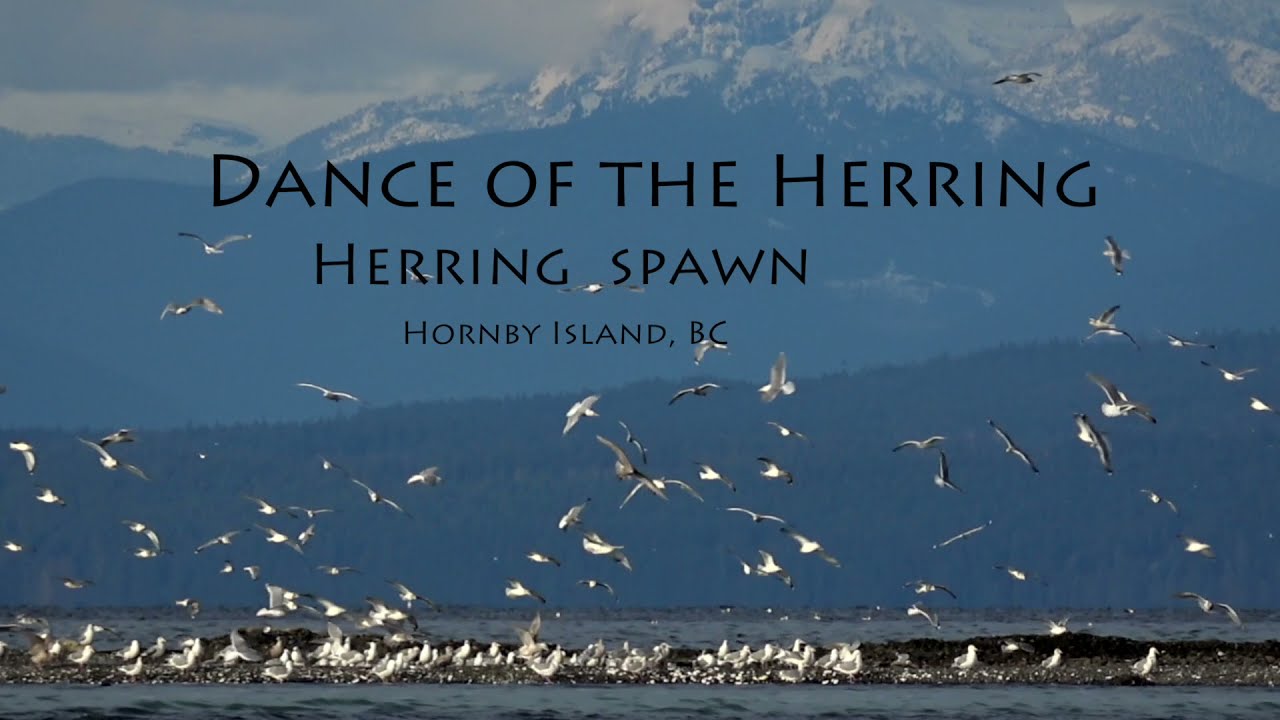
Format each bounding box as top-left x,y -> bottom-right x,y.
995,565 -> 1041,583
406,466 -> 443,486
1047,618 -> 1070,636
766,421 -> 808,442
1174,592 -> 1242,625
3,540 -> 25,553
933,451 -> 961,492
669,383 -> 723,405
526,552 -> 560,567
780,527 -> 840,567
404,268 -> 434,284
1041,648 -> 1063,669
907,603 -> 941,630
62,577 -> 92,590
892,436 -> 945,452
196,529 -> 248,553
178,231 -> 251,255
934,521 -> 992,549
695,463 -> 735,491
617,421 -> 648,463
596,435 -> 666,500
1165,333 -> 1214,349
296,382 -> 361,402
1201,360 -> 1257,382
161,297 -> 223,319
952,644 -> 978,671
257,525 -> 304,555
1178,534 -> 1215,558
351,477 -> 410,516
244,496 -> 278,515
993,72 -> 1041,85
504,579 -> 546,604
8,441 -> 36,473
726,507 -> 786,524
1073,413 -> 1114,475
122,520 -> 162,550
904,580 -> 956,599
563,395 -> 601,435
76,437 -> 152,480
758,353 -> 796,403
1138,489 -> 1178,514
35,487 -> 66,506
176,598 -> 201,619
558,499 -> 590,531
387,580 -> 438,611
578,579 -> 615,596
757,457 -> 794,484
97,429 -> 136,447
1132,647 -> 1159,677
693,339 -> 729,365
228,629 -> 264,662
755,550 -> 794,589
1102,235 -> 1130,275
1250,397 -> 1276,413
1087,373 -> 1157,423
987,420 -> 1038,473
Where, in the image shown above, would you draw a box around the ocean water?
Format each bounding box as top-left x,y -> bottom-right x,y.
2,684 -> 1279,720
2,608 -> 1277,719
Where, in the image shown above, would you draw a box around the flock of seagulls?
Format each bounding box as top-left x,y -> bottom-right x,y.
0,70 -> 1270,686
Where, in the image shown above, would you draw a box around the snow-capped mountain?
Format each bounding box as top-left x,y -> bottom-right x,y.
273,0 -> 1280,186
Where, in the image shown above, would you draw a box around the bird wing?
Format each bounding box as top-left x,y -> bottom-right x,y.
771,353 -> 787,386
595,435 -> 634,473
1086,373 -> 1124,404
988,420 -> 1014,449
1219,603 -> 1243,626
664,479 -> 704,502
668,388 -> 693,405
937,451 -> 949,478
296,383 -> 329,393
123,463 -> 152,481
77,437 -> 113,462
212,234 -> 251,249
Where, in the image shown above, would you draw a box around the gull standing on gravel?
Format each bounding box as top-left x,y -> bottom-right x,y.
1041,648 -> 1064,669
1132,647 -> 1159,677
1102,235 -> 1130,275
758,353 -> 796,403
987,420 -> 1038,473
296,383 -> 361,403
1073,414 -> 1114,474
8,441 -> 36,474
563,395 -> 601,435
1200,361 -> 1258,382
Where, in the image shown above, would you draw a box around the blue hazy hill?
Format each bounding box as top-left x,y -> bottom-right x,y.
0,331 -> 1277,609
0,98 -> 1276,429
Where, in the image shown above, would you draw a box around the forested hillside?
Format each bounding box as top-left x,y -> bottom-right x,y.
1,331 -> 1278,610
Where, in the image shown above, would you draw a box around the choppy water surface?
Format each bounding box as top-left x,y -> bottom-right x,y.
2,684 -> 1278,720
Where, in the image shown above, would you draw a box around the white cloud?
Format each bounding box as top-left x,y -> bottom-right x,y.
0,0 -> 695,149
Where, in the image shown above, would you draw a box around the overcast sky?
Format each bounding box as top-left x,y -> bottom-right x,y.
0,0 -> 1131,150
0,0 -> 694,148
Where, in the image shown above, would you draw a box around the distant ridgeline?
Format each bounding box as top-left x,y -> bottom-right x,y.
210,153 -> 1095,288
0,332 -> 1276,609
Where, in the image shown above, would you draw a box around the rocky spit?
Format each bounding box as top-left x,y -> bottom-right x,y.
2,629 -> 1278,686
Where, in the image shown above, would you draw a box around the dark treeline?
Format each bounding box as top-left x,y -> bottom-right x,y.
1,331 -> 1278,611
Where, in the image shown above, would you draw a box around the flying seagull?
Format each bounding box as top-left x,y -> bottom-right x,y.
755,550 -> 794,589
504,579 -> 546,604
726,507 -> 786,525
766,421 -> 808,442
563,395 -> 601,435
195,529 -> 248,554
1088,304 -> 1122,330
780,527 -> 841,567
8,441 -> 36,474
1139,489 -> 1178,514
893,436 -> 945,452
1087,373 -> 1157,423
757,457 -> 794,485
558,499 -> 590,531
296,383 -> 361,403
987,420 -> 1038,473
933,451 -> 961,492
693,339 -> 729,365
1174,592 -> 1242,626
1165,333 -> 1214,350
1250,397 -> 1277,414
35,487 -> 66,506
1086,326 -> 1140,348
161,297 -> 223,319
406,466 -> 443,487
695,463 -> 735,491
993,72 -> 1041,85
526,552 -> 560,567
758,353 -> 796,403
351,477 -> 410,516
617,421 -> 648,463
1103,235 -> 1130,275
905,580 -> 957,599
1073,413 -> 1113,475
577,579 -> 615,597
1200,360 -> 1258,382
669,383 -> 723,405
1178,534 -> 1215,559
97,429 -> 136,448
179,231 -> 251,255
596,435 -> 667,501
934,521 -> 992,549
76,437 -> 152,480
907,603 -> 941,630
994,565 -> 1045,584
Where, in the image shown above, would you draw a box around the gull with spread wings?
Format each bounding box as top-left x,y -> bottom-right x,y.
987,420 -> 1038,473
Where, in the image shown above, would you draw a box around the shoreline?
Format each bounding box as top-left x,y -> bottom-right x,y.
2,630 -> 1278,686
